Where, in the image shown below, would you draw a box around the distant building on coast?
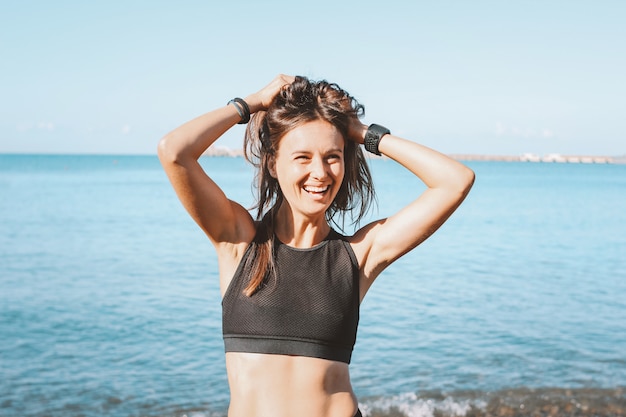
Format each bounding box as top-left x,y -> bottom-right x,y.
520,153 -> 615,164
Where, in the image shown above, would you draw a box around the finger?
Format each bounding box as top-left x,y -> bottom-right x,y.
277,73 -> 295,82
276,74 -> 295,88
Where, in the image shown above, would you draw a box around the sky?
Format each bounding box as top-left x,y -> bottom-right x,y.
1,1 -> 625,156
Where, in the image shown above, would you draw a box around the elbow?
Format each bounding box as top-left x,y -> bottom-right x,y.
463,166 -> 476,192
455,165 -> 475,197
156,136 -> 168,161
157,133 -> 184,166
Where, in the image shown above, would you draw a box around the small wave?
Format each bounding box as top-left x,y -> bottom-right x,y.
359,387 -> 626,417
360,392 -> 483,417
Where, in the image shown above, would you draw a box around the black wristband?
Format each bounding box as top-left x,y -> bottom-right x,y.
364,123 -> 390,155
227,98 -> 251,124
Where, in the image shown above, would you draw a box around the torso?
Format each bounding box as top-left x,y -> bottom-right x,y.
218,226 -> 364,417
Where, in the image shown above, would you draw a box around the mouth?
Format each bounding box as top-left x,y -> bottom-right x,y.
303,185 -> 330,195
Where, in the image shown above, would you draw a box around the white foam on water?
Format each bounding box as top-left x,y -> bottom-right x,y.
360,392 -> 487,417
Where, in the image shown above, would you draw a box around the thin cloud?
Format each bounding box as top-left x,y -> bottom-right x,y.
39,122 -> 55,131
16,122 -> 55,132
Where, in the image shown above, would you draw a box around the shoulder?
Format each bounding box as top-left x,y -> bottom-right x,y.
345,219 -> 385,253
216,220 -> 262,297
345,219 -> 390,282
217,216 -> 259,254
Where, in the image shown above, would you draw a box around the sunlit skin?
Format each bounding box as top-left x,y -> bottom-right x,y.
269,120 -> 345,247
225,352 -> 356,417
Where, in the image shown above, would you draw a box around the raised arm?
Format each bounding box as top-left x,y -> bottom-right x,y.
157,75 -> 295,247
351,124 -> 475,290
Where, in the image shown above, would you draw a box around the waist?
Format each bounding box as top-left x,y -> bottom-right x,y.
226,352 -> 357,417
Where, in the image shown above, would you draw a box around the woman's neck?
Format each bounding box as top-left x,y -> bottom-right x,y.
273,204 -> 330,248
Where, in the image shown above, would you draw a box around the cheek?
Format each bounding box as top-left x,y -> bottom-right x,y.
332,162 -> 345,185
275,162 -> 304,187
286,163 -> 306,178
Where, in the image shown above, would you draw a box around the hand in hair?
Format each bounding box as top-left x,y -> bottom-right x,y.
245,74 -> 295,113
347,115 -> 368,145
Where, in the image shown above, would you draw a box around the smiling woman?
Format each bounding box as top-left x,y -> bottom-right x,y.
157,74 -> 474,417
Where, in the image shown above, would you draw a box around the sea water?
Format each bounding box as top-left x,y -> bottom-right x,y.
1,154 -> 625,416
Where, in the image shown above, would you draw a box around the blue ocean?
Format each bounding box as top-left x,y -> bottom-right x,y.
1,154 -> 625,417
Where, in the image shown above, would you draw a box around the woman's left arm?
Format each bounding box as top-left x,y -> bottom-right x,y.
352,124 -> 475,286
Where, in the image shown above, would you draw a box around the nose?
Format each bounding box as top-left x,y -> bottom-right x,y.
310,156 -> 328,180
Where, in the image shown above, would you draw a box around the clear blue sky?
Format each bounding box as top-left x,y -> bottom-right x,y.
1,1 -> 624,156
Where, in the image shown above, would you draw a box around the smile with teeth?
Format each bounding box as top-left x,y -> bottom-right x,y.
303,185 -> 330,194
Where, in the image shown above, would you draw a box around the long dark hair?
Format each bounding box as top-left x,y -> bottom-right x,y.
241,76 -> 375,296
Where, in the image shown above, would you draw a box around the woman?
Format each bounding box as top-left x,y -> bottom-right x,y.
158,74 -> 474,417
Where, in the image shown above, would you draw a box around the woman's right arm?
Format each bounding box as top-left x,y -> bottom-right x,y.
157,75 -> 294,247
157,103 -> 254,246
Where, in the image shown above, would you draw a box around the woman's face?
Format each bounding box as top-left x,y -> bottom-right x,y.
270,120 -> 345,219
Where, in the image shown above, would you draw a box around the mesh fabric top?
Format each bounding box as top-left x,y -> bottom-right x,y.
222,229 -> 360,364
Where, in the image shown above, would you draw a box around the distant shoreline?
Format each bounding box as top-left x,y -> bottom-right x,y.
203,146 -> 626,164
2,151 -> 622,164
449,153 -> 625,164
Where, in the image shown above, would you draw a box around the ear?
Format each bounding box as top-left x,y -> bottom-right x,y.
268,156 -> 277,178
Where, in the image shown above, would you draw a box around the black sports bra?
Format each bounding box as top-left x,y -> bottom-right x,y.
222,229 -> 360,364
